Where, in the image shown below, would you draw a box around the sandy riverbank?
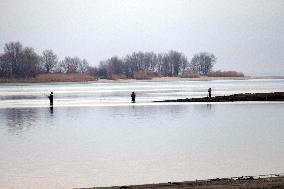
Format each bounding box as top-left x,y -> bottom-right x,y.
79,176 -> 284,189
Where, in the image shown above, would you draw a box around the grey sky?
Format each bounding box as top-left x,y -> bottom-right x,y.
0,0 -> 284,75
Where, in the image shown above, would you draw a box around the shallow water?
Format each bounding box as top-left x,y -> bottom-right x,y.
0,79 -> 284,189
0,79 -> 284,108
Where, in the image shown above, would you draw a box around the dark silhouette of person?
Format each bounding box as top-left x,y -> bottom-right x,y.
208,88 -> 212,98
131,92 -> 136,103
48,92 -> 54,106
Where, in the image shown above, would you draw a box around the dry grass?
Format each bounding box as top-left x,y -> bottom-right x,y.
133,71 -> 158,80
208,70 -> 244,77
107,74 -> 127,80
0,73 -> 97,83
181,72 -> 200,78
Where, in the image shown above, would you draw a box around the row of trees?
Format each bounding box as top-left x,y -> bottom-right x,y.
0,42 -> 90,78
0,41 -> 217,79
96,51 -> 216,79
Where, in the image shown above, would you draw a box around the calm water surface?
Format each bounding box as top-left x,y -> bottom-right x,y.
0,79 -> 284,189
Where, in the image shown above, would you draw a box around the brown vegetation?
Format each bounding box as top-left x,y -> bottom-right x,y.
181,72 -> 200,78
133,71 -> 161,80
208,70 -> 244,77
107,74 -> 127,80
0,73 -> 97,83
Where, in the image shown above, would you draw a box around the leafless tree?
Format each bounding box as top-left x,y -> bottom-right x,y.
98,51 -> 190,78
0,42 -> 40,78
190,52 -> 216,75
3,42 -> 23,77
78,59 -> 89,74
60,56 -> 80,74
41,50 -> 58,73
105,56 -> 123,76
21,47 -> 40,78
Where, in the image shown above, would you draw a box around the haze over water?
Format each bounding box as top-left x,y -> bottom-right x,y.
0,79 -> 284,189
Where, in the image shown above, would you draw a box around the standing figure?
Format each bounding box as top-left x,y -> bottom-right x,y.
131,92 -> 136,103
208,88 -> 212,98
48,92 -> 54,106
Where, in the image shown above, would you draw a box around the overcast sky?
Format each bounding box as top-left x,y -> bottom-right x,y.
0,0 -> 284,75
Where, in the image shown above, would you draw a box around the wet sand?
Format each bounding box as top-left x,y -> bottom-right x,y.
79,176 -> 284,189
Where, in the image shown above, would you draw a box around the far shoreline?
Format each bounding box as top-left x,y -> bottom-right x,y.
1,75 -> 284,84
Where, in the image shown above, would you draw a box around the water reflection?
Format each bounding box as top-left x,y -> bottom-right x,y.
206,103 -> 212,109
0,104 -> 283,189
4,108 -> 38,134
112,104 -> 211,122
49,106 -> 54,115
0,95 -> 42,100
193,103 -> 215,113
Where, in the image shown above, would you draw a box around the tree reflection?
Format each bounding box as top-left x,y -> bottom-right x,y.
4,108 -> 38,134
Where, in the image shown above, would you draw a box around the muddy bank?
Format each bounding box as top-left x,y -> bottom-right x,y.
153,92 -> 284,103
80,176 -> 284,189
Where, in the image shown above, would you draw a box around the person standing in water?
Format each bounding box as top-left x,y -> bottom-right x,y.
208,88 -> 212,98
48,92 -> 54,106
131,91 -> 136,103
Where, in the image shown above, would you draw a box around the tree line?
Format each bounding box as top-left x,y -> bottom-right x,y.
0,42 -> 90,78
0,41 -> 217,79
94,51 -> 216,79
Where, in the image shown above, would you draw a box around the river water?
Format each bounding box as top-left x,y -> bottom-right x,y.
0,79 -> 284,189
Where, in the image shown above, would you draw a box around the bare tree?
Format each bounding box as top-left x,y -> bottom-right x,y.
1,42 -> 40,78
21,47 -> 40,78
3,42 -> 23,77
161,53 -> 171,76
61,56 -> 81,74
180,55 -> 189,74
168,50 -> 188,76
190,52 -> 216,75
41,50 -> 58,73
0,41 -> 95,78
0,53 -> 12,77
78,59 -> 89,74
97,61 -> 108,78
99,51 -> 189,78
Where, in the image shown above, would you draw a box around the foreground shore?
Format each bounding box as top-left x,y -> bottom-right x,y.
80,176 -> 284,189
154,92 -> 284,103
